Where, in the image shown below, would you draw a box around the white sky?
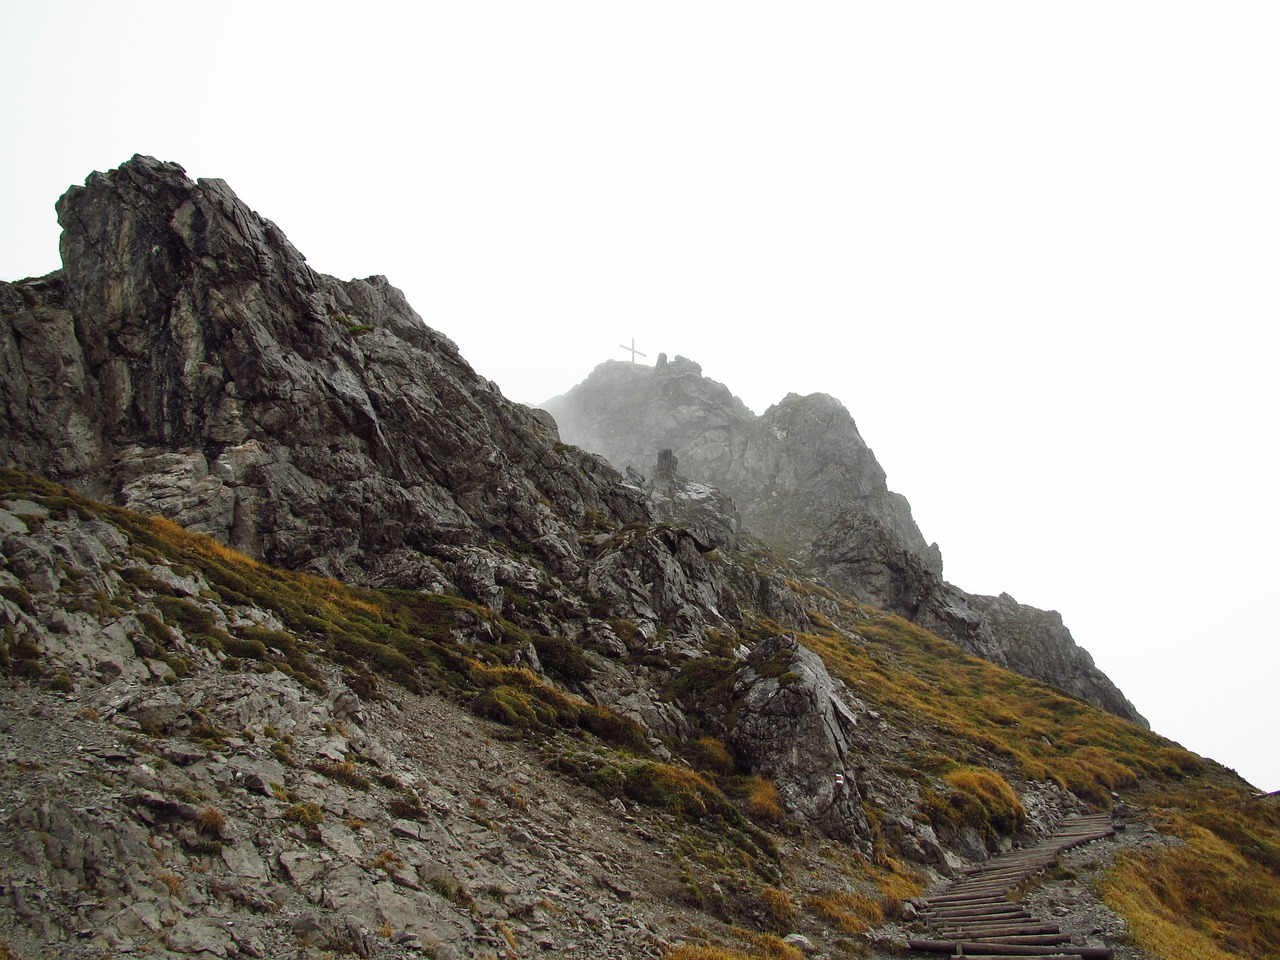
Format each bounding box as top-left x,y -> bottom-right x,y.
3,2 -> 1277,791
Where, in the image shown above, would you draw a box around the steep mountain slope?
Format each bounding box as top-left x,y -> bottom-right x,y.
542,358 -> 1145,726
2,157 -> 1277,960
4,470 -> 1277,960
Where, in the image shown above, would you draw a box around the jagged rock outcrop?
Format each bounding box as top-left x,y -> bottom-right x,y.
542,355 -> 1148,727
641,449 -> 741,552
969,592 -> 1146,726
810,513 -> 1006,665
543,356 -> 941,569
0,155 -> 645,593
728,635 -> 872,845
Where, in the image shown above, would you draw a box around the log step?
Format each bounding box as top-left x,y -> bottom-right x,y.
935,924 -> 1066,937
926,906 -> 1024,921
908,941 -> 1112,958
933,913 -> 1036,926
937,925 -> 1063,939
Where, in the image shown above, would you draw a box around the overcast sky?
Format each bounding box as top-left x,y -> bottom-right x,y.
3,2 -> 1277,791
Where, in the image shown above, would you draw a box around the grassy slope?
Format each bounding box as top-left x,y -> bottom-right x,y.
778,579 -> 1280,960
2,467 -> 1277,959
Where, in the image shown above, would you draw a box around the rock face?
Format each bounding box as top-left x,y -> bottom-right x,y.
543,355 -> 941,569
968,592 -> 1146,725
542,355 -> 1148,727
0,155 -> 644,591
728,635 -> 872,844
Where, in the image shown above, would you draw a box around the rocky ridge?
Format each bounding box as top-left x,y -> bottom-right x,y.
542,356 -> 938,568
0,155 -> 643,592
0,156 -> 1243,960
542,358 -> 1146,727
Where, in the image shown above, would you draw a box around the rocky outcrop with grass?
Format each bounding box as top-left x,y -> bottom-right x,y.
727,635 -> 872,845
968,592 -> 1145,726
541,357 -> 1147,727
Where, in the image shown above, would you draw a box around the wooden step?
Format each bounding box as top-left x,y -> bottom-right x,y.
930,908 -> 1035,920
908,940 -> 1112,958
935,924 -> 1063,939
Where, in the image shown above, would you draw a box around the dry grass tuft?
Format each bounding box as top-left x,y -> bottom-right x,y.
804,888 -> 884,935
760,885 -> 794,927
370,849 -> 405,872
728,928 -> 802,960
744,777 -> 784,824
874,856 -> 927,914
195,805 -> 226,837
155,870 -> 183,897
690,736 -> 737,775
665,946 -> 783,960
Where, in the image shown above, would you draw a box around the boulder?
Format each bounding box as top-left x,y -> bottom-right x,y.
727,635 -> 871,845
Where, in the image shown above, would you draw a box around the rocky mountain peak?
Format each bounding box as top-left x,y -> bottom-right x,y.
3,154 -> 651,590
543,358 -> 939,569
542,349 -> 1146,728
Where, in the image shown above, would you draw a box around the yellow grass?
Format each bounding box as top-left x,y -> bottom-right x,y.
874,856 -> 927,913
804,889 -> 884,935
1099,795 -> 1280,960
692,736 -> 737,775
759,886 -> 794,927
745,778 -> 784,823
941,766 -> 1026,833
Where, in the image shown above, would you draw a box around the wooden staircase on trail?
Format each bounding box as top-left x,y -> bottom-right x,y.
906,813 -> 1118,960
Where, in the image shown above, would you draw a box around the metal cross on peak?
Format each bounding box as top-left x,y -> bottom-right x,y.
619,338 -> 648,363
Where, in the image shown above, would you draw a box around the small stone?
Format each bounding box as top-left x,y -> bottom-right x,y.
164,919 -> 233,957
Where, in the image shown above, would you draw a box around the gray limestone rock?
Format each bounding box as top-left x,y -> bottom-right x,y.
727,635 -> 872,845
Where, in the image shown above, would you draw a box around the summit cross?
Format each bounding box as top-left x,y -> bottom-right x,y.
619,338 -> 648,363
